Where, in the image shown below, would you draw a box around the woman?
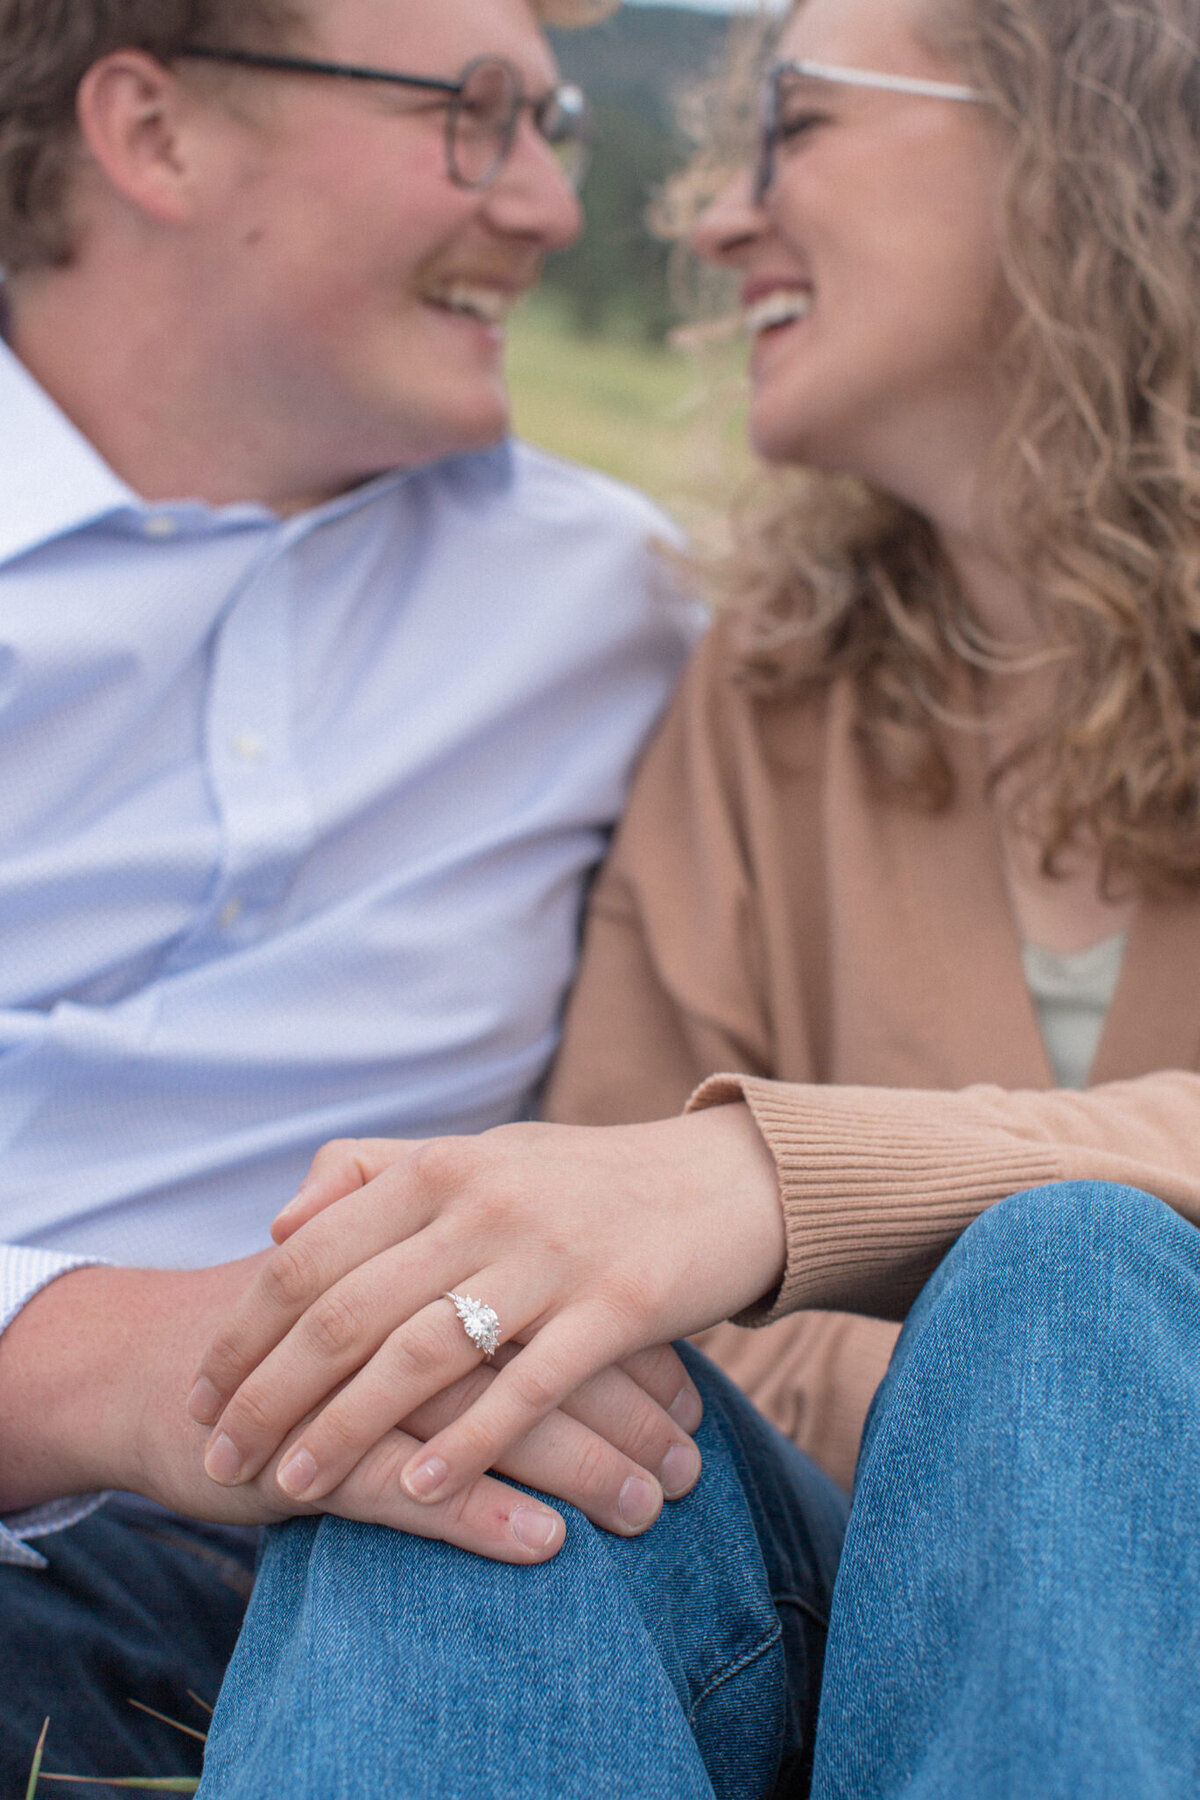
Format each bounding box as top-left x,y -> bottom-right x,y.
191,0 -> 1200,1791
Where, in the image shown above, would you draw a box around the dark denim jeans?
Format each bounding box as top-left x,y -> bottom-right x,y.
0,1494 -> 259,1793
6,1183 -> 1200,1797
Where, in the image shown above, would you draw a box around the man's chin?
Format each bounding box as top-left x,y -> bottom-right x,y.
395,386 -> 514,466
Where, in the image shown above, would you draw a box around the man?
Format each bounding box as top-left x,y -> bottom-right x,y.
0,0 -> 706,1783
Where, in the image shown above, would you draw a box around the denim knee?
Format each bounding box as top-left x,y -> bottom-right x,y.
875,1179 -> 1200,1421
932,1179 -> 1187,1315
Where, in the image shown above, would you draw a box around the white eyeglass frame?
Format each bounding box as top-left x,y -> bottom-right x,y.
755,58 -> 989,203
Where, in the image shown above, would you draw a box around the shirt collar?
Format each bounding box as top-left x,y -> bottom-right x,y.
0,329 -> 518,566
0,337 -> 139,566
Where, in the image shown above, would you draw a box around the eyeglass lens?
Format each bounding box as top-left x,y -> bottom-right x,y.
448,58 -> 590,191
754,66 -> 789,204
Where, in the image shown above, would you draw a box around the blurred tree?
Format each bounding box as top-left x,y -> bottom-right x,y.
545,6 -> 730,342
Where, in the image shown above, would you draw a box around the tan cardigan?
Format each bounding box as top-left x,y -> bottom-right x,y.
544,623 -> 1200,1490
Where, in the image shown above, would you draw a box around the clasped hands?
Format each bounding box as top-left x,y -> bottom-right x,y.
187,1105 -> 785,1564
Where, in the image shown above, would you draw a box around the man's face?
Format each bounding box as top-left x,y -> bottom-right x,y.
186,0 -> 583,486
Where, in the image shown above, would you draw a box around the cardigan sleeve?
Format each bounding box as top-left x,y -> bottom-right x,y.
690,1070 -> 1200,1323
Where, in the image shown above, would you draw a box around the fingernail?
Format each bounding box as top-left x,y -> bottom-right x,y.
511,1505 -> 560,1552
668,1386 -> 703,1434
403,1455 -> 447,1501
660,1441 -> 701,1499
188,1378 -> 222,1426
271,1189 -> 305,1227
618,1475 -> 660,1531
204,1433 -> 243,1486
277,1448 -> 318,1499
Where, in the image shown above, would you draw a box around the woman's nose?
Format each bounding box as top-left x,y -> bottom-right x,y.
690,168 -> 766,266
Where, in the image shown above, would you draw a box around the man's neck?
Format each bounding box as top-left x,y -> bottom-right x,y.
5,269 -> 381,518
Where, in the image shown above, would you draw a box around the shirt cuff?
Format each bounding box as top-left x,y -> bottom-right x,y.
0,1249 -> 112,1568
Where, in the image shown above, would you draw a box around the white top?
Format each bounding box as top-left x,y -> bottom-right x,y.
1021,933 -> 1128,1091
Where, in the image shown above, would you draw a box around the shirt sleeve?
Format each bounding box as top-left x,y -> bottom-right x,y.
0,1247 -> 111,1568
689,1069 -> 1200,1324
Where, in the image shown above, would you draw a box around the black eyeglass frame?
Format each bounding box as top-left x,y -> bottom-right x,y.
174,47 -> 592,191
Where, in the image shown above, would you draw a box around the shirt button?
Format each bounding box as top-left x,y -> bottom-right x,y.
143,515 -> 178,539
218,898 -> 244,930
232,731 -> 266,762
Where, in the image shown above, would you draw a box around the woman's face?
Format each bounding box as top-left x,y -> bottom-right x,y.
693,0 -> 1011,514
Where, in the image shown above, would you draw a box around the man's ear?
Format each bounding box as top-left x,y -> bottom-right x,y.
75,50 -> 209,229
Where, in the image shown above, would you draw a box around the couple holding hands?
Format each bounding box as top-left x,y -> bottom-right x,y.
3,0 -> 1200,1792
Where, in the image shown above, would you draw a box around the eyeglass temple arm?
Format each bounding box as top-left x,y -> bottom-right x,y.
175,47 -> 461,96
777,59 -> 987,105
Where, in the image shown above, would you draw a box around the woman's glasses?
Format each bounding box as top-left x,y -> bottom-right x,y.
175,48 -> 593,192
754,59 -> 988,205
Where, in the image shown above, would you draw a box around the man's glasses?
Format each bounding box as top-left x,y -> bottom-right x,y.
175,48 -> 593,192
754,59 -> 988,205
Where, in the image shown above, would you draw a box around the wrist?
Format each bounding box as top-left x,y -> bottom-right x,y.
0,1258 -> 265,1512
686,1101 -> 787,1312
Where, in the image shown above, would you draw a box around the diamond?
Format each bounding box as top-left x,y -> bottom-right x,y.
446,1292 -> 502,1357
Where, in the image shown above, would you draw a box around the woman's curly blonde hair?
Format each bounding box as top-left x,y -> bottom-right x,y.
0,0 -> 618,273
705,0 -> 1200,896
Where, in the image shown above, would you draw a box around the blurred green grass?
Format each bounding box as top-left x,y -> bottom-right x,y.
505,299 -> 750,537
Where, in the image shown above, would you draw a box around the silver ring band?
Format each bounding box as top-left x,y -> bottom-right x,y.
444,1291 -> 502,1358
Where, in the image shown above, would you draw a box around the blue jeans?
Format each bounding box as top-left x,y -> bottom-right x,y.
7,1183 -> 1200,1795
0,1494 -> 259,1793
197,1343 -> 848,1799
197,1184 -> 1200,1797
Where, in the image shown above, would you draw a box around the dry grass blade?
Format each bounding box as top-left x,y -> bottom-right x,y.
126,1700 -> 207,1744
25,1718 -> 50,1800
37,1777 -> 200,1792
184,1694 -> 214,1719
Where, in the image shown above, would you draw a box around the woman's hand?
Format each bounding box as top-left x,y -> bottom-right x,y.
188,1105 -> 784,1519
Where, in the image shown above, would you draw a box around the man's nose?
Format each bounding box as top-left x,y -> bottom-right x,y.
482,119 -> 585,250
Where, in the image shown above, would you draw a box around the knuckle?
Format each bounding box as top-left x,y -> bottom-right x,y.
506,1356 -> 562,1419
303,1288 -> 366,1362
442,1475 -> 491,1534
342,1434 -> 406,1509
262,1239 -> 325,1314
224,1381 -> 279,1444
199,1332 -> 242,1388
625,1343 -> 684,1400
568,1432 -> 621,1497
385,1316 -> 453,1386
408,1136 -> 478,1203
308,1400 -> 368,1461
309,1138 -> 356,1174
601,1267 -> 660,1330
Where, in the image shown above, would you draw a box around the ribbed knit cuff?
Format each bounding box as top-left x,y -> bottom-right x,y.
687,1075 -> 1062,1324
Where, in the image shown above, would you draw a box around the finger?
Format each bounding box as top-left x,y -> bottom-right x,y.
400,1306 -> 632,1506
263,1278 -> 547,1503
314,1427 -> 567,1565
617,1344 -> 705,1435
401,1369 -> 668,1536
198,1238 -> 460,1485
189,1166 -> 444,1425
271,1138 -> 415,1242
556,1361 -> 702,1502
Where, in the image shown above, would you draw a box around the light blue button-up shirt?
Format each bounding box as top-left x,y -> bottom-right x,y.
0,339 -> 696,1562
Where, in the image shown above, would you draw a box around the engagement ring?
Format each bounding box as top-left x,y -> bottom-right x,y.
444,1291 -> 502,1358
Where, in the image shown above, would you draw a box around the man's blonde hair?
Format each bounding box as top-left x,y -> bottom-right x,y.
0,0 -> 619,272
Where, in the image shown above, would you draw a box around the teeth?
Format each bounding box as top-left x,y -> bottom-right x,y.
426,284 -> 514,325
744,290 -> 813,336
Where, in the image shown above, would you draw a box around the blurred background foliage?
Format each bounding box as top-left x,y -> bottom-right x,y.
546,5 -> 730,342
507,5 -> 755,526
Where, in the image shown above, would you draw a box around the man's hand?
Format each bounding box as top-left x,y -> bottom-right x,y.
187,1106 -> 785,1524
0,1257 -> 704,1565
